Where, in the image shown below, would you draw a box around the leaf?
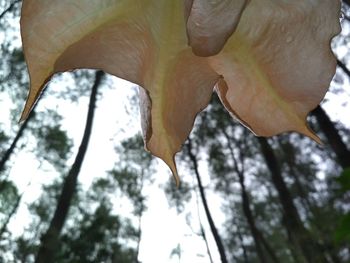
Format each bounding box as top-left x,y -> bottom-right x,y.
335,213 -> 350,243
337,168 -> 350,192
20,0 -> 340,182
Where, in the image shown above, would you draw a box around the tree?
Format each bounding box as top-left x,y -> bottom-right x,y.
193,96 -> 285,263
186,138 -> 229,263
257,137 -> 331,263
312,106 -> 350,169
35,71 -> 104,263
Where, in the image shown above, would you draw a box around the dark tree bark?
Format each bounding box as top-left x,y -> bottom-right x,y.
222,129 -> 279,263
312,106 -> 350,169
0,109 -> 35,174
343,0 -> 350,8
257,137 -> 330,263
277,139 -> 343,263
337,59 -> 350,78
238,171 -> 268,263
186,138 -> 229,263
35,71 -> 104,263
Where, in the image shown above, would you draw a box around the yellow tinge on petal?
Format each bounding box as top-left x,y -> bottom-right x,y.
20,0 -> 219,181
209,0 -> 341,141
20,0 -> 341,182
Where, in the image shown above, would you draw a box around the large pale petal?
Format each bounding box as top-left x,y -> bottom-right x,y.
20,0 -> 219,180
140,52 -> 219,185
209,0 -> 341,140
20,0 -> 341,181
185,0 -> 249,56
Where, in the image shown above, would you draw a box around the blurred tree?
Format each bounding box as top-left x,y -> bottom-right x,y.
35,71 -> 104,263
186,138 -> 229,263
312,106 -> 350,169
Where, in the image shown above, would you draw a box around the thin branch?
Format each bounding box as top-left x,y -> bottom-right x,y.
0,0 -> 21,20
337,59 -> 350,79
193,180 -> 214,263
186,138 -> 229,263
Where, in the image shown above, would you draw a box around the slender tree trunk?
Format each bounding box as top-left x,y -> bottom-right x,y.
194,182 -> 214,263
312,106 -> 350,169
0,109 -> 35,174
199,223 -> 215,263
222,129 -> 279,263
238,172 -> 268,263
239,170 -> 280,263
186,138 -> 229,263
278,140 -> 342,263
35,71 -> 104,263
236,225 -> 249,263
257,137 -> 330,263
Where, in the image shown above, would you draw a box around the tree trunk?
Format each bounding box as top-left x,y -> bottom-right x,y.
222,129 -> 279,263
312,106 -> 350,169
277,139 -> 342,263
198,212 -> 215,263
238,171 -> 268,263
236,225 -> 249,263
186,138 -> 229,263
35,71 -> 104,263
0,109 -> 35,174
257,137 -> 330,263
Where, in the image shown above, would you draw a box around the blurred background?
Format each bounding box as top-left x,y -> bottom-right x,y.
0,1 -> 350,262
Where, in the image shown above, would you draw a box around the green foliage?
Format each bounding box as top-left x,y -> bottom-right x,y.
334,168 -> 350,243
164,179 -> 192,214
337,168 -> 350,192
335,214 -> 350,243
0,180 -> 18,218
57,203 -> 136,263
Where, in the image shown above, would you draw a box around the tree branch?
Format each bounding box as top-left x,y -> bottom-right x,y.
0,0 -> 21,20
337,59 -> 350,79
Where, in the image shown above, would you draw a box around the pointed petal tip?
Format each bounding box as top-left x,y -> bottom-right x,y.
19,107 -> 30,124
298,125 -> 322,145
144,141 -> 181,187
167,159 -> 180,188
173,171 -> 181,188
